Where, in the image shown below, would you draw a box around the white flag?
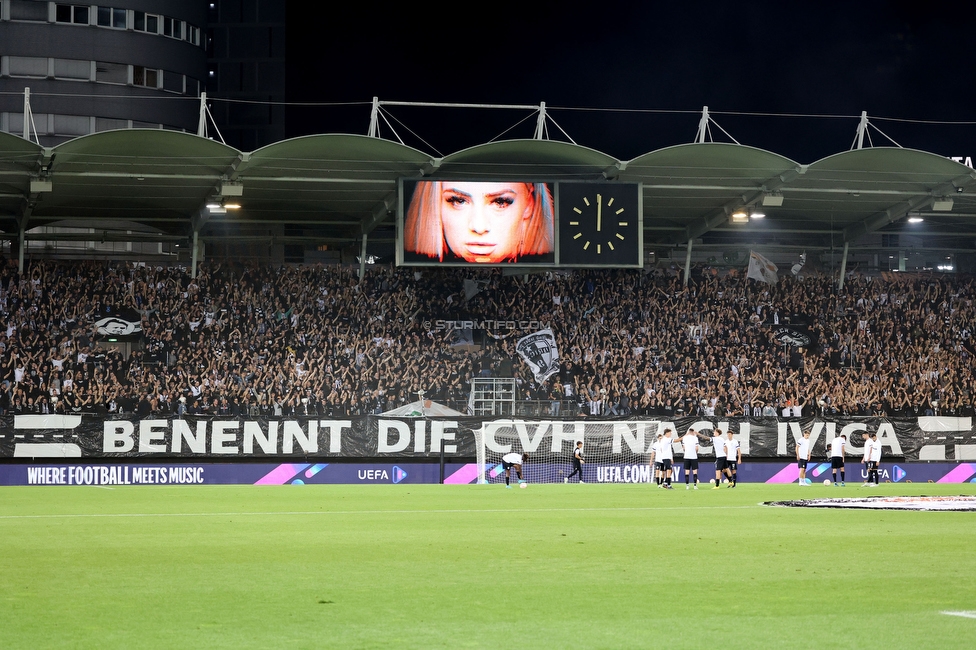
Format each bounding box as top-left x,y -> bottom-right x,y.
463,279 -> 481,301
516,329 -> 560,383
747,251 -> 779,284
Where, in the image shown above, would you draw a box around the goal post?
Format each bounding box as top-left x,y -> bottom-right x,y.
473,420 -> 662,484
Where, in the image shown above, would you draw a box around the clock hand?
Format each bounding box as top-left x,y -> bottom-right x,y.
596,194 -> 602,232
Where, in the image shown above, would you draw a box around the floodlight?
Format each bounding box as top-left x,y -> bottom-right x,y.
220,181 -> 244,197
761,192 -> 783,207
730,210 -> 749,224
932,197 -> 954,211
750,210 -> 765,219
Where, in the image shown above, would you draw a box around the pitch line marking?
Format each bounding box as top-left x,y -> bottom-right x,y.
0,504 -> 758,521
942,611 -> 976,619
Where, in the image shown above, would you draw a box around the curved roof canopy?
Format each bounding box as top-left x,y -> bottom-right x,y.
1,129 -> 974,253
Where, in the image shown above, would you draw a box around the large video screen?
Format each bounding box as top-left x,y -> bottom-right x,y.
397,180 -> 641,268
399,180 -> 556,266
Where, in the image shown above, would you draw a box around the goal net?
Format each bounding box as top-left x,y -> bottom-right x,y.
473,420 -> 658,484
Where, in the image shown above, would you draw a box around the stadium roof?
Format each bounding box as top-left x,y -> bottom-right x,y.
1,129 -> 974,255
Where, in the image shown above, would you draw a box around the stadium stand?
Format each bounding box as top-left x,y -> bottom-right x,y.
1,256 -> 973,420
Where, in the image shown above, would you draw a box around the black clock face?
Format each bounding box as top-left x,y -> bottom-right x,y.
558,182 -> 641,266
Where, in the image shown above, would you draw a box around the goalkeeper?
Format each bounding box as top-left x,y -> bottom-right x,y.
565,440 -> 585,483
501,452 -> 529,488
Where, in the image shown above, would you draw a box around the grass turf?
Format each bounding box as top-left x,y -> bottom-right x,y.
2,481 -> 975,649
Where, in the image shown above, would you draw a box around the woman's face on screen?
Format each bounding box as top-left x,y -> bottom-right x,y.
439,182 -> 533,263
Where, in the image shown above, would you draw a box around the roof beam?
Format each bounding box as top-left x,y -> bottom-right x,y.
602,161 -> 627,180
226,152 -> 250,182
198,234 -> 391,245
666,167 -> 803,244
420,158 -> 442,176
6,171 -> 397,185
842,172 -> 976,242
360,192 -> 396,236
21,232 -> 186,243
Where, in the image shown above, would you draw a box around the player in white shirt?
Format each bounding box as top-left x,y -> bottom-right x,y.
723,430 -> 741,488
658,429 -> 675,489
796,430 -> 812,485
860,432 -> 873,487
863,431 -> 882,486
711,428 -> 726,489
829,434 -> 847,486
681,428 -> 701,489
649,432 -> 664,487
501,452 -> 528,488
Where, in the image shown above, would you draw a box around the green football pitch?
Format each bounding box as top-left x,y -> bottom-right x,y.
2,481 -> 975,649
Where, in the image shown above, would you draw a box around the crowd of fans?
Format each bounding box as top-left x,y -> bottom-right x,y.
1,256 -> 974,419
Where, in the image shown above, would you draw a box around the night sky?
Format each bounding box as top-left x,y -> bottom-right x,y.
286,1 -> 976,163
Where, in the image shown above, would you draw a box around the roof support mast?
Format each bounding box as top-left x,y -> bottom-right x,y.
23,88 -> 30,141
855,111 -> 868,149
197,92 -> 208,137
695,106 -> 709,143
196,93 -> 225,144
21,87 -> 39,144
368,97 -> 380,138
534,102 -> 546,140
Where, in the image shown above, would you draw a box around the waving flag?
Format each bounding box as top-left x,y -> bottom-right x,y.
747,251 -> 779,284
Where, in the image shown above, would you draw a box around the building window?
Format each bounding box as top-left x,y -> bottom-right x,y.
134,11 -> 160,34
96,7 -> 127,29
6,112 -> 51,136
162,71 -> 184,94
95,117 -> 128,132
53,114 -> 91,137
55,4 -> 90,24
95,61 -> 128,85
9,0 -> 50,21
53,58 -> 92,81
133,66 -> 159,88
163,16 -> 172,37
8,56 -> 49,78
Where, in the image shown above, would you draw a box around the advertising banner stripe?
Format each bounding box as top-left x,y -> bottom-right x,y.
254,463 -> 310,485
765,464 -> 800,484
443,463 -> 480,484
936,463 -> 976,483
